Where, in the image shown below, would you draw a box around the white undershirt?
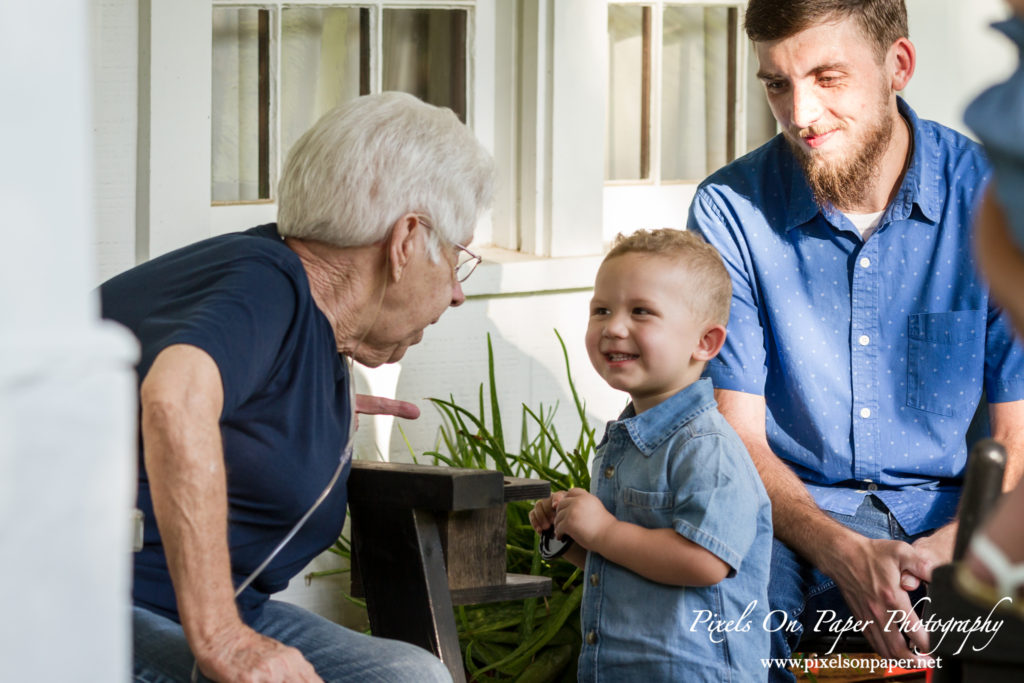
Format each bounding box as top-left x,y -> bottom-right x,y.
844,209 -> 885,241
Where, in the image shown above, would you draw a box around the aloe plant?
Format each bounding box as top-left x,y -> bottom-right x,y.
318,330 -> 598,682
418,330 -> 596,682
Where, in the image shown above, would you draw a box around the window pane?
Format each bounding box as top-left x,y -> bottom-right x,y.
281,7 -> 366,163
382,9 -> 467,122
212,8 -> 264,202
661,5 -> 730,181
607,5 -> 647,181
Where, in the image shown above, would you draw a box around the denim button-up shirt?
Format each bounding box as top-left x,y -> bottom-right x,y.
577,379 -> 772,682
689,99 -> 1024,536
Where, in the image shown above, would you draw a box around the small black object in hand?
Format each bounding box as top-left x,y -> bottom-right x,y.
539,527 -> 574,560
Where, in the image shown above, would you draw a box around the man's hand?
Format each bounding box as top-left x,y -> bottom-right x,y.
195,622 -> 323,683
900,525 -> 956,591
355,394 -> 420,420
552,488 -> 617,550
821,532 -> 933,663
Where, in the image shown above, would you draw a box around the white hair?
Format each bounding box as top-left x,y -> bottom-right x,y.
277,92 -> 494,256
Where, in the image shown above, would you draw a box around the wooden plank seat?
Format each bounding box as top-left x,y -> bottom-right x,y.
347,461 -> 552,683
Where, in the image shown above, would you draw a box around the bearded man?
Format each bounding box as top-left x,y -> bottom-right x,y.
688,1 -> 1024,679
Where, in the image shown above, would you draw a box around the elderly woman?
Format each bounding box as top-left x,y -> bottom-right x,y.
102,92 -> 493,682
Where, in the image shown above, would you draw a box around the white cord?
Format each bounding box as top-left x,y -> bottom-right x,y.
190,360 -> 356,682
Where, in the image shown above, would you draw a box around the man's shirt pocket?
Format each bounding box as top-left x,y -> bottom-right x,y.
907,310 -> 985,416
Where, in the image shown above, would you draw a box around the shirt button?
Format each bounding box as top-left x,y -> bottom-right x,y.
586,630 -> 598,645
867,483 -> 879,491
604,466 -> 615,479
860,257 -> 871,269
860,407 -> 871,418
858,335 -> 870,346
590,573 -> 600,587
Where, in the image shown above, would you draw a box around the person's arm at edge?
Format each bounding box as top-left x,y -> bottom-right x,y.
715,387 -> 932,662
141,344 -> 321,682
992,399 -> 1024,492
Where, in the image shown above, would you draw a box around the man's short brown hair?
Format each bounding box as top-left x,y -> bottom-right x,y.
744,0 -> 908,61
605,229 -> 732,327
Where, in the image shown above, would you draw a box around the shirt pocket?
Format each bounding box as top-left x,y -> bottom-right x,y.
906,310 -> 984,417
620,487 -> 674,529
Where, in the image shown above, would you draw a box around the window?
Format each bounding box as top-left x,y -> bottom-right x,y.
606,1 -> 775,183
211,2 -> 471,206
603,1 -> 776,240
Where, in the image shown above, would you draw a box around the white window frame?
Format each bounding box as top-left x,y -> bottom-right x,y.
137,0 -> 495,260
208,0 -> 479,235
136,1 -> 665,294
603,0 -> 758,243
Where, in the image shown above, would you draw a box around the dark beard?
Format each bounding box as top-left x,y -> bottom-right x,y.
787,108 -> 894,212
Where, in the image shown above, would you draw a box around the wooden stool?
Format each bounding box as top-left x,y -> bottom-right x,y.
348,461 -> 552,683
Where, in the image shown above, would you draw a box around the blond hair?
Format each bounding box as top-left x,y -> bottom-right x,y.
605,229 -> 732,326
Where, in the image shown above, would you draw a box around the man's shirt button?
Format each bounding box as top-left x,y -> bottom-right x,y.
586,630 -> 598,645
860,407 -> 872,418
604,466 -> 615,479
858,335 -> 870,346
860,257 -> 871,269
590,573 -> 600,586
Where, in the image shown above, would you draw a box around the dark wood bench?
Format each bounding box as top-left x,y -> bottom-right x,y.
347,461 -> 552,683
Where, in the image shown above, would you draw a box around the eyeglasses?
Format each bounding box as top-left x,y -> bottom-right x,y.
418,217 -> 482,283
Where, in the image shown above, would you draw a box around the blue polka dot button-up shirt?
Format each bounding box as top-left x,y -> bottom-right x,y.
689,98 -> 1024,536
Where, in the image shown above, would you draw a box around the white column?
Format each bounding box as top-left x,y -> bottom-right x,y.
518,0 -> 605,257
0,2 -> 139,680
137,0 -> 213,259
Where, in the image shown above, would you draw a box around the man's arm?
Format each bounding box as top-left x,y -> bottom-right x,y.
141,344 -> 321,682
715,388 -> 932,662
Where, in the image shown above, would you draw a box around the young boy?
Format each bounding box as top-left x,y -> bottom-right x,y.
530,229 -> 772,681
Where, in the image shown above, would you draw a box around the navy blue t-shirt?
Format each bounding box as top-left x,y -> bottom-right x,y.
101,224 -> 352,624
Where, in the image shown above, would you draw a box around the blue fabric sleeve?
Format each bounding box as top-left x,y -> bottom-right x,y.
688,189 -> 768,396
984,298 -> 1024,403
964,17 -> 1024,252
669,432 -> 759,574
141,261 -> 298,415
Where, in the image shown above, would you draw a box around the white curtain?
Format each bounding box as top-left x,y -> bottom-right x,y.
281,8 -> 362,163
607,5 -> 645,181
661,5 -> 727,181
212,8 -> 261,202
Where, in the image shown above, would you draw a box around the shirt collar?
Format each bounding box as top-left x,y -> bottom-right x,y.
783,97 -> 941,233
610,378 -> 717,456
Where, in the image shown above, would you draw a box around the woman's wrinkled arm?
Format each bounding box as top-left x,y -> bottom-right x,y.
141,344 -> 321,682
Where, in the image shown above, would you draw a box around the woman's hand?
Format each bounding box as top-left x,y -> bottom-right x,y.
196,622 -> 323,682
355,394 -> 421,420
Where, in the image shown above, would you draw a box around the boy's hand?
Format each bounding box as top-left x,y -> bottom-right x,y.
529,491 -> 567,534
553,488 -> 616,550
